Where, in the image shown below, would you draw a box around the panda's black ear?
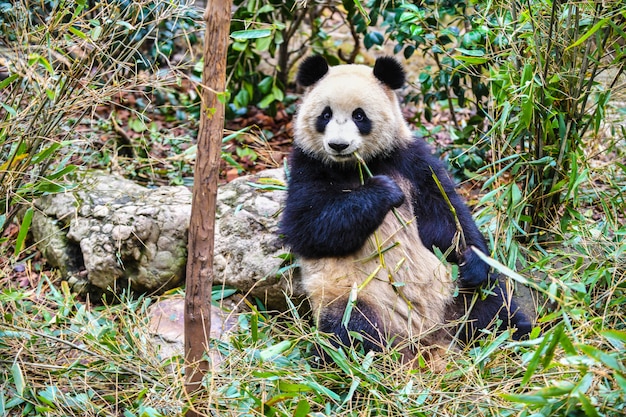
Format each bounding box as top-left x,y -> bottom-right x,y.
297,55 -> 329,87
373,56 -> 405,90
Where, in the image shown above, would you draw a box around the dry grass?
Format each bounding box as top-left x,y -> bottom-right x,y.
0,0 -> 200,236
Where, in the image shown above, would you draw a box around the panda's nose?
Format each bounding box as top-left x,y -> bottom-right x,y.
329,142 -> 349,152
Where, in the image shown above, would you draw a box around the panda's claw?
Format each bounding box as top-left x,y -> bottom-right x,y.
458,247 -> 491,287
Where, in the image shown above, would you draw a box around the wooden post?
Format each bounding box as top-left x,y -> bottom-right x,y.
184,0 -> 232,415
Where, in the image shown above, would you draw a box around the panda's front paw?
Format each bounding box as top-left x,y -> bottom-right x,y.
367,175 -> 405,208
459,246 -> 491,287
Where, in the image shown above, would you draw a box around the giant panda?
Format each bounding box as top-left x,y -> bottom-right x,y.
280,55 -> 531,366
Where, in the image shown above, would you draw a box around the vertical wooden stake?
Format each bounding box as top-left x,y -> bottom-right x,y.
184,1 -> 232,415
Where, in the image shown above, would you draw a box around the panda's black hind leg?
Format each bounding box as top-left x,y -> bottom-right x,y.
454,279 -> 533,345
315,299 -> 385,361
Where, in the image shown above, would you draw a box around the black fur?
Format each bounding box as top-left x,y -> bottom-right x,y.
352,108 -> 372,135
315,106 -> 332,133
452,279 -> 533,344
373,56 -> 406,90
319,300 -> 386,354
297,55 -> 329,87
281,140 -> 490,287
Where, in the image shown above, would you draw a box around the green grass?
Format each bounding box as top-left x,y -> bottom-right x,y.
1,200 -> 625,416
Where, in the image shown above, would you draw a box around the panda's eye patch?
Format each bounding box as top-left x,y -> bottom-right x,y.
315,106 -> 333,133
352,108 -> 372,135
352,108 -> 366,122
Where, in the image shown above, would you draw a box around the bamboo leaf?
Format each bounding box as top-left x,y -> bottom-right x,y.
565,18 -> 610,51
292,399 -> 310,417
15,207 -> 33,255
0,73 -> 19,89
11,361 -> 25,396
230,29 -> 272,40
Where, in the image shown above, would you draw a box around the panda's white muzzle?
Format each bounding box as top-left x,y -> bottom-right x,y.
324,121 -> 362,158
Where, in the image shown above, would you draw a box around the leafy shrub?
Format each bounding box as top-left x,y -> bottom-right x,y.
481,0 -> 625,238
0,0 -> 196,240
356,0 -> 625,239
225,0 -> 363,117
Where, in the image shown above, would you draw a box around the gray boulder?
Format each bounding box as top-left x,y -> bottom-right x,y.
30,169 -> 299,308
214,168 -> 301,309
32,172 -> 191,295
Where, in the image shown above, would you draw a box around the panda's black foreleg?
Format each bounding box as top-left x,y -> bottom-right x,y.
410,161 -> 492,287
282,174 -> 405,258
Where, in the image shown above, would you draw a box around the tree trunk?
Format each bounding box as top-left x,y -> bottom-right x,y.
184,1 -> 232,415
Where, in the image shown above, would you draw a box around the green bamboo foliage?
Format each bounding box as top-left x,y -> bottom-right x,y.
0,0 -> 195,245
483,0 -> 625,239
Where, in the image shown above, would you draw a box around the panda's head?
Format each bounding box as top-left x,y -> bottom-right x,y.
294,56 -> 413,165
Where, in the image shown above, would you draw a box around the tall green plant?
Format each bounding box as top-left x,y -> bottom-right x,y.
483,0 -> 625,239
226,0 -> 354,117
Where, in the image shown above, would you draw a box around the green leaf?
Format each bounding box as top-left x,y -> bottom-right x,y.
0,73 -> 18,89
69,26 -> 87,40
128,117 -> 147,133
0,102 -> 17,117
521,63 -> 533,85
470,247 -> 532,287
37,386 -> 60,406
565,18 -> 610,51
579,344 -> 624,372
500,393 -> 547,405
257,93 -> 275,109
11,361 -> 25,396
90,24 -> 102,40
454,55 -> 488,65
303,379 -> 341,401
342,283 -> 358,329
602,329 -> 626,350
292,399 -> 310,417
258,76 -> 273,94
31,143 -> 61,164
455,47 -> 485,57
473,330 -> 510,366
255,35 -> 272,51
259,340 -> 291,362
364,31 -> 384,49
230,29 -> 272,40
15,207 -> 33,255
44,164 -> 77,181
578,393 -> 600,417
211,287 -> 237,302
353,0 -> 370,25
533,380 -> 575,397
272,85 -> 284,102
277,381 -> 313,393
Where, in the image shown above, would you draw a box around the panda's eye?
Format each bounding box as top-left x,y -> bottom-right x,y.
315,106 -> 333,133
352,107 -> 372,135
352,108 -> 366,122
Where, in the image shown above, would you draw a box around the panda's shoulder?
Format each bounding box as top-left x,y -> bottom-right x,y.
387,137 -> 440,172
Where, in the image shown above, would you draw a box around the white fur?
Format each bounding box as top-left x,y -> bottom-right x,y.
295,64 -> 413,165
